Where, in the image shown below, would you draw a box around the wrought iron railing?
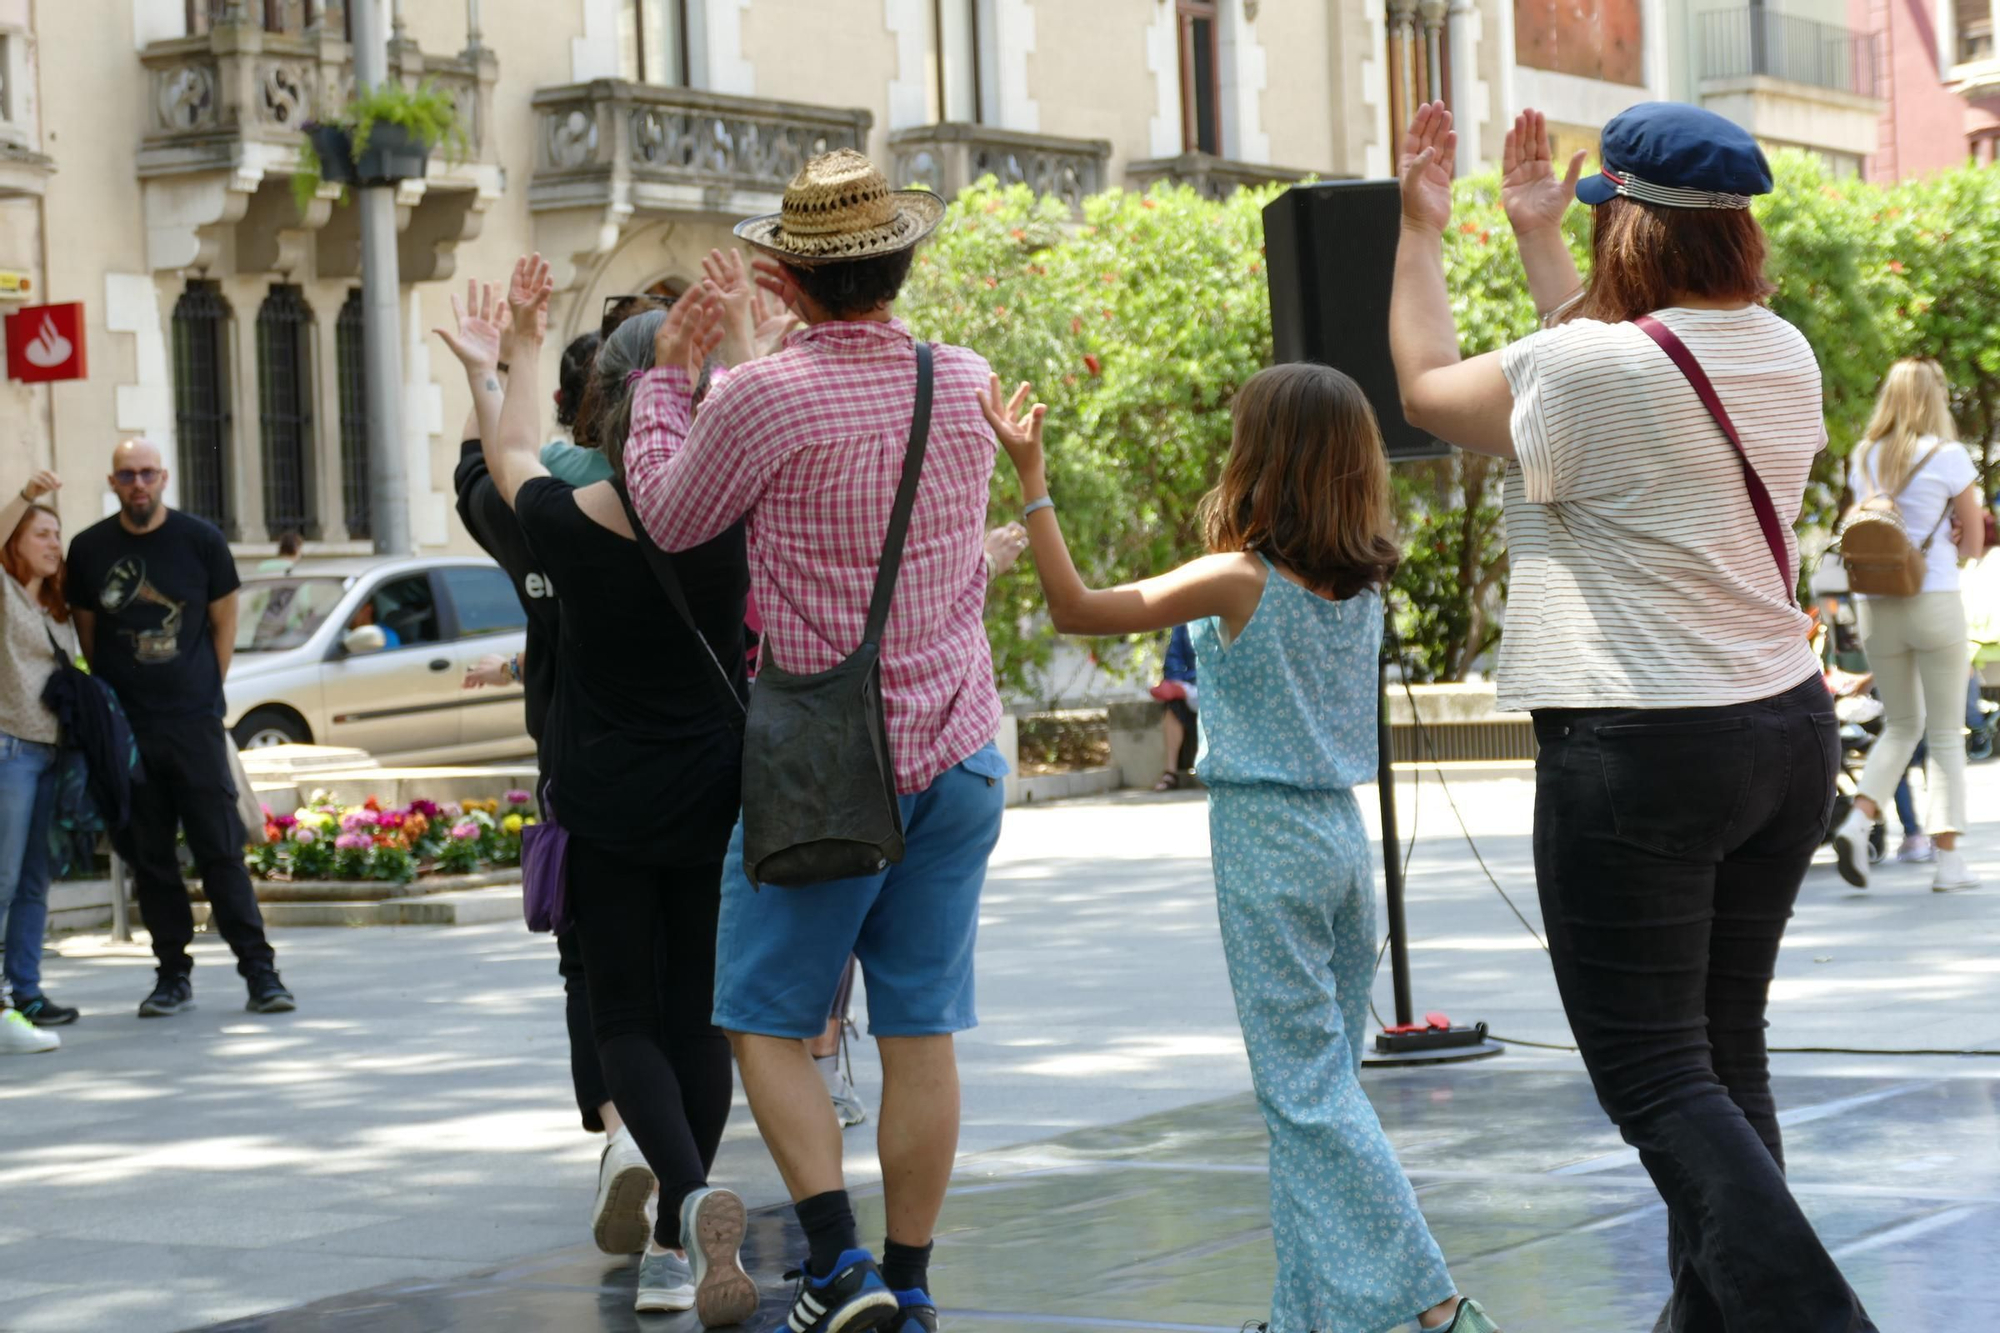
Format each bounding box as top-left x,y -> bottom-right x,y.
1698,8 -> 1880,97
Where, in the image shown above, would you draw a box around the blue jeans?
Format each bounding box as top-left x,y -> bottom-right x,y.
0,732 -> 60,1001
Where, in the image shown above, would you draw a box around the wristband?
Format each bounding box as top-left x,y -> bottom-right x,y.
496,361 -> 511,374
1023,496 -> 1055,520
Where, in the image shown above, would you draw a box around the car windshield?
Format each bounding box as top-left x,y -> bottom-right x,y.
237,577 -> 351,653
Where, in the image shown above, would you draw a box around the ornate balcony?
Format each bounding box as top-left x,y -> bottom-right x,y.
1124,151 -> 1312,202
528,81 -> 872,290
887,124 -> 1111,211
135,7 -> 498,278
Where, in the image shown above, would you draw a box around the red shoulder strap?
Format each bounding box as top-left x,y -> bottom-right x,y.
1632,314 -> 1794,599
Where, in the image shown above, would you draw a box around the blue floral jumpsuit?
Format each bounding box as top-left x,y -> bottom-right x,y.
1191,560 -> 1457,1333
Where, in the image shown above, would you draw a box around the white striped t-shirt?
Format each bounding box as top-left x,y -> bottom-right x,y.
1495,305 -> 1825,712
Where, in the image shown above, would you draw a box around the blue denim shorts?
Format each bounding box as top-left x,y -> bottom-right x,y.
712,741 -> 1007,1039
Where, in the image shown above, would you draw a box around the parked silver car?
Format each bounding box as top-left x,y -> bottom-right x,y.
225,555 -> 531,765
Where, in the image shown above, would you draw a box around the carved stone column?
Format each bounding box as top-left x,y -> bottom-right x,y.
1387,0 -> 1420,150
1417,0 -> 1448,107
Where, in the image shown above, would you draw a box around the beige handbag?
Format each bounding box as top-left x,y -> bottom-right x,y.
225,737 -> 267,837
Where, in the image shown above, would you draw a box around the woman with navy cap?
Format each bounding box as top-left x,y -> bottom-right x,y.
1390,101 -> 1876,1329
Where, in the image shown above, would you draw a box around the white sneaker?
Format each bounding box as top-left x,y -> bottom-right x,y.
818,1054 -> 869,1128
681,1187 -> 759,1327
1831,808 -> 1871,888
633,1246 -> 695,1313
1895,834 -> 1936,864
1933,848 -> 1980,893
0,1008 -> 58,1054
591,1125 -> 655,1255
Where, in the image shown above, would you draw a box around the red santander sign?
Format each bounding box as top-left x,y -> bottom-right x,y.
6,302 -> 87,383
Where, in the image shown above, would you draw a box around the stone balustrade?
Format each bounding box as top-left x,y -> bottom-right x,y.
1124,150 -> 1313,201
888,123 -> 1111,210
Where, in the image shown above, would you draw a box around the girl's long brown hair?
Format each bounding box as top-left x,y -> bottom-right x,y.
1564,196 -> 1775,325
1199,363 -> 1399,600
3,503 -> 69,622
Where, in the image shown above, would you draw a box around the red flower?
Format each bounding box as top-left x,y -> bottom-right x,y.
1141,198 -> 1157,209
363,796 -> 382,812
1459,222 -> 1479,235
983,276 -> 999,289
1070,315 -> 1084,336
1887,259 -> 1906,274
1479,230 -> 1490,245
995,305 -> 1009,318
1083,354 -> 1102,376
1101,272 -> 1117,285
1009,228 -> 1026,240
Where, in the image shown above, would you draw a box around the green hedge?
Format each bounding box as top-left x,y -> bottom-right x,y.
902,156 -> 2000,692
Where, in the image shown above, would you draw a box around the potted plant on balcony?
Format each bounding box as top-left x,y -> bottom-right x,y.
291,80 -> 470,211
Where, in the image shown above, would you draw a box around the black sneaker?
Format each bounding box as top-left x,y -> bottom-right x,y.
888,1290 -> 938,1332
16,994 -> 79,1027
246,974 -> 296,1014
138,975 -> 195,1018
781,1250 -> 899,1333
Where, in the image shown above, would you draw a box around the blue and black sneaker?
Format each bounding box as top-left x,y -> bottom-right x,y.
780,1249 -> 899,1333
887,1288 -> 938,1331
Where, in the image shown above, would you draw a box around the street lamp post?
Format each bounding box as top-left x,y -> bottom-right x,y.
351,0 -> 411,555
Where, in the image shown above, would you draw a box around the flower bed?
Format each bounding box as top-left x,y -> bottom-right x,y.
247,789 -> 538,885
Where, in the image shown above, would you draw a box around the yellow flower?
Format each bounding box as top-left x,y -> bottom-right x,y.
502,814 -> 524,834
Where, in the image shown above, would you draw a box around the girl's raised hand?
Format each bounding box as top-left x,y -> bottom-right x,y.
434,279 -> 505,375
977,374 -> 1048,476
505,253 -> 554,337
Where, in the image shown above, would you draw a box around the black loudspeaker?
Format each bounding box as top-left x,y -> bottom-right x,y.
1263,180 -> 1449,462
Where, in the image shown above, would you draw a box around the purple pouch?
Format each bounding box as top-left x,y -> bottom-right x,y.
520,786 -> 571,934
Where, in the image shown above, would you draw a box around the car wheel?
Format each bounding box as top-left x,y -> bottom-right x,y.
234,706 -> 311,750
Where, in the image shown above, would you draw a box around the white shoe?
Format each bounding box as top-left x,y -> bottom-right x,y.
1895,834 -> 1936,864
818,1054 -> 869,1128
681,1187 -> 759,1327
0,1009 -> 58,1054
1831,808 -> 1871,888
591,1125 -> 655,1255
634,1246 -> 695,1313
1933,848 -> 1980,893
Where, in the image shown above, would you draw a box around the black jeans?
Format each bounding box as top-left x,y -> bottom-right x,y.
126,715 -> 276,983
1533,677 -> 1875,1333
557,926 -> 611,1133
570,840 -> 732,1249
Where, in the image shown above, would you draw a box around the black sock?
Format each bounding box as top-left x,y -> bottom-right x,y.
795,1190 -> 859,1277
881,1239 -> 933,1295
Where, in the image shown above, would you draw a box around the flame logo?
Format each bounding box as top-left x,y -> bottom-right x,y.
23,314 -> 72,370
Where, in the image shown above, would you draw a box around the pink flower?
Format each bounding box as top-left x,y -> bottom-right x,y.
273,813 -> 298,831
377,811 -> 406,830
451,822 -> 481,841
505,789 -> 532,806
340,811 -> 379,833
334,833 -> 372,852
409,799 -> 441,819
291,826 -> 318,845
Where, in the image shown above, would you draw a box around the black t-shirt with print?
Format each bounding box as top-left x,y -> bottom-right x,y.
67,509 -> 241,724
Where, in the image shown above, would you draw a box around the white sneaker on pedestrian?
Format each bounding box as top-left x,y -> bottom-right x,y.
591,1125 -> 654,1255
634,1246 -> 695,1313
1933,848 -> 1980,893
681,1187 -> 759,1327
818,1054 -> 869,1128
0,1008 -> 58,1054
1831,808 -> 1872,888
1895,834 -> 1936,864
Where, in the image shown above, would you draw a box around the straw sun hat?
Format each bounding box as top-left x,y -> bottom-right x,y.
733,148 -> 945,267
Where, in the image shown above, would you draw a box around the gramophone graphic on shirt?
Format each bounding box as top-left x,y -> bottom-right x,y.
97,556 -> 186,664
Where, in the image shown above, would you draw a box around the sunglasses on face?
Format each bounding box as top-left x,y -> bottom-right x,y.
114,469 -> 163,486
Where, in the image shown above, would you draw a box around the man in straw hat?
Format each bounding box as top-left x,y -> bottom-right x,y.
625,149 -> 1009,1333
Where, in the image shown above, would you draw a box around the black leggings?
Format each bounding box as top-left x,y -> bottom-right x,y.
569,841 -> 733,1248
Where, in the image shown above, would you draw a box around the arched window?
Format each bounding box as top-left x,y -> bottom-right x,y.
256,285 -> 317,540
170,280 -> 235,535
335,288 -> 369,539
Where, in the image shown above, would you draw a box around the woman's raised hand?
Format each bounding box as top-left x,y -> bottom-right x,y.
505,253 -> 554,339
651,280 -> 727,378
434,278 -> 506,375
20,471 -> 60,502
1397,101 -> 1457,234
702,248 -> 760,366
977,375 -> 1048,477
1501,108 -> 1585,237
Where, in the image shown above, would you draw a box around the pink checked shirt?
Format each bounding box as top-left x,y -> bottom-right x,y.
626,318 -> 1004,795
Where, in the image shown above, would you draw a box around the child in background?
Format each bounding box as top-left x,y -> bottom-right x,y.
979,363 -> 1499,1333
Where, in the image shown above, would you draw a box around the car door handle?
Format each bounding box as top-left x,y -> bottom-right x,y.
429,658 -> 451,672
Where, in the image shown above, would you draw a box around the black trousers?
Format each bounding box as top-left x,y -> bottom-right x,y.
557,925 -> 610,1132
1533,677 -> 1875,1333
570,840 -> 732,1248
126,714 -> 275,983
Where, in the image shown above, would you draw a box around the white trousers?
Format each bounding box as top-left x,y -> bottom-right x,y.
1855,591 -> 1971,836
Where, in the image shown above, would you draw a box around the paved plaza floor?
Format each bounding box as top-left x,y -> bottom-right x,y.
2,767 -> 1996,1332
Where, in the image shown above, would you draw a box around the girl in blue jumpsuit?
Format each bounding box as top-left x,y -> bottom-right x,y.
979,363 -> 1501,1333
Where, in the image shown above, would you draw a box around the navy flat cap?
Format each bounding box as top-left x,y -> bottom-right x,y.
1575,102 -> 1774,210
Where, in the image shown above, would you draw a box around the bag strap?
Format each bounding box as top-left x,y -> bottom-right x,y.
1632,315 -> 1793,599
615,484 -> 747,724
861,341 -> 935,649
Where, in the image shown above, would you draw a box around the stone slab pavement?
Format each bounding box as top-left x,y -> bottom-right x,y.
0,762 -> 1995,1332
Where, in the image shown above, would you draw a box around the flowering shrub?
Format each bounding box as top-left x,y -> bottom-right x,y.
243,789 -> 536,883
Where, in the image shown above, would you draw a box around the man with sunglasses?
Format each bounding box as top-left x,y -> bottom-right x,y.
67,439 -> 292,1018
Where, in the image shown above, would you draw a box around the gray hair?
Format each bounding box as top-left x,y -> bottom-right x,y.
587,309 -> 667,484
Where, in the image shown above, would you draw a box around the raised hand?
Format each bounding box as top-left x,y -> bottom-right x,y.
703,248 -> 765,366
1501,108 -> 1585,237
505,253 -> 554,338
21,470 -> 61,502
1398,101 -> 1457,234
434,278 -> 505,375
977,374 -> 1048,477
751,286 -> 803,358
751,257 -> 806,322
652,280 -> 726,378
